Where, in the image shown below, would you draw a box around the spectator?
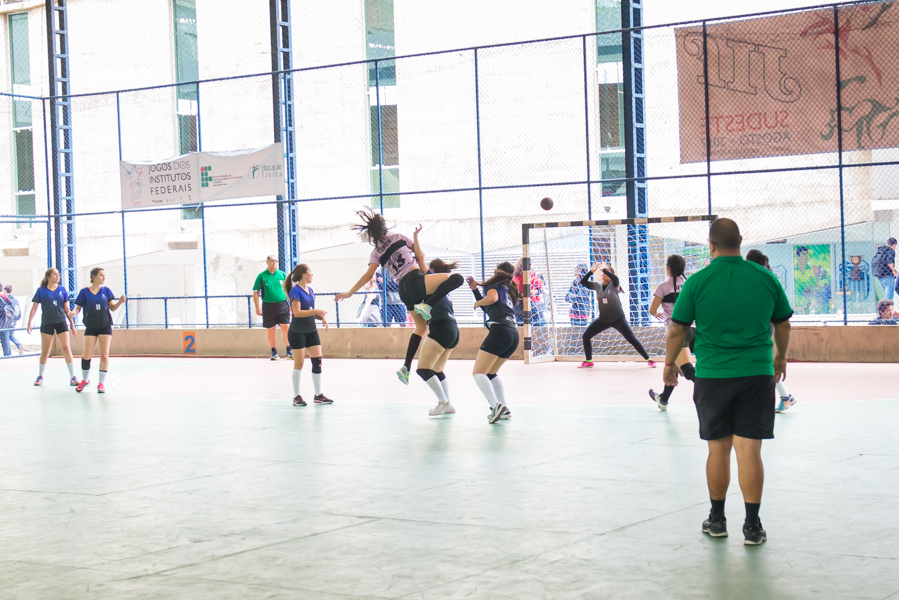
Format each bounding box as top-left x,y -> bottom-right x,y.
0,282 -> 12,357
868,299 -> 898,325
383,270 -> 408,327
3,285 -> 23,355
566,264 -> 593,326
871,237 -> 897,300
664,218 -> 793,546
513,258 -> 545,326
359,276 -> 381,326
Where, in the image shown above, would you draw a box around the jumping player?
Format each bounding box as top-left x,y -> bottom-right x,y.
468,262 -> 520,424
578,263 -> 655,368
253,255 -> 293,361
285,264 -> 333,407
26,268 -> 78,386
418,259 -> 460,417
335,209 -> 463,384
71,268 -> 126,393
648,255 -> 695,410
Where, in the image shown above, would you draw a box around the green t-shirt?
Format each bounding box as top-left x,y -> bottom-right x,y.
671,256 -> 793,378
253,269 -> 287,303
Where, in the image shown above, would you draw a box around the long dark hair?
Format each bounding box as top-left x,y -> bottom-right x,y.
478,261 -> 520,304
429,258 -> 458,273
667,254 -> 686,291
284,263 -> 310,294
745,249 -> 771,270
40,268 -> 57,288
352,208 -> 390,246
602,265 -> 623,294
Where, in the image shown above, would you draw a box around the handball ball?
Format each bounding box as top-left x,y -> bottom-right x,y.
540,197 -> 554,211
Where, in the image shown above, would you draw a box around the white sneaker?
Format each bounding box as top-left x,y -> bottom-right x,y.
488,403 -> 508,424
397,366 -> 410,385
413,303 -> 432,321
429,401 -> 455,416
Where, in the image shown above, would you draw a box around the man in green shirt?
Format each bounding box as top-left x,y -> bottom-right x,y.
253,255 -> 292,360
663,218 -> 792,546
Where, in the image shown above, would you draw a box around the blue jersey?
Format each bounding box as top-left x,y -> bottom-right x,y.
430,296 -> 455,322
288,285 -> 316,333
31,286 -> 70,325
482,284 -> 516,330
74,286 -> 116,329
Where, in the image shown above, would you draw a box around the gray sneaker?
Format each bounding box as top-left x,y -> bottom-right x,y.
743,521 -> 767,546
488,404 -> 508,424
702,516 -> 728,537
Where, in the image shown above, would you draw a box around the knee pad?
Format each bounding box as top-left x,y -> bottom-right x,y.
416,368 -> 435,381
681,362 -> 696,381
434,371 -> 446,381
487,373 -> 497,380
311,357 -> 322,374
81,358 -> 91,371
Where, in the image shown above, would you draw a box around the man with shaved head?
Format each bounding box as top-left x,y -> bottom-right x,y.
663,218 -> 793,546
253,255 -> 293,360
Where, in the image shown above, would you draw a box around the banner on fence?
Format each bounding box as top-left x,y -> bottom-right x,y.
676,3 -> 899,163
120,143 -> 284,209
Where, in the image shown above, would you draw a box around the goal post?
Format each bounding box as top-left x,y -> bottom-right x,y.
521,215 -> 717,364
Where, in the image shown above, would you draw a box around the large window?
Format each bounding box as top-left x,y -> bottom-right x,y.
173,0 -> 201,219
8,12 -> 36,226
595,0 -> 625,197
365,0 -> 399,209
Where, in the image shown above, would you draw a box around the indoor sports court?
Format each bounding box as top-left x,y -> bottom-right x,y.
1,0 -> 898,599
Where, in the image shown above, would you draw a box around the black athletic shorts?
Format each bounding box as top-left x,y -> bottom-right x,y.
40,321 -> 68,335
480,324 -> 519,359
287,329 -> 321,350
428,319 -> 459,349
398,270 -> 426,311
84,326 -> 113,337
262,300 -> 291,329
694,375 -> 776,441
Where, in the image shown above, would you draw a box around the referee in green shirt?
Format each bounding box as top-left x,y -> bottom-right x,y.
663,218 -> 792,546
253,255 -> 293,360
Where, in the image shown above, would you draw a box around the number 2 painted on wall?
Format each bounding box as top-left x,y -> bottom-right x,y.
183,332 -> 196,354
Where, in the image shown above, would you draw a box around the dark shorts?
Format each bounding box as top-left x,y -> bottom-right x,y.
480,324 -> 519,359
40,322 -> 68,335
288,329 -> 321,350
428,319 -> 459,349
682,326 -> 694,349
84,326 -> 113,337
262,301 -> 291,329
694,375 -> 776,441
398,270 -> 426,311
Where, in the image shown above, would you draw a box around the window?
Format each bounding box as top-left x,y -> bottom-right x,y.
595,1 -> 625,196
365,0 -> 399,209
173,0 -> 200,219
9,12 -> 36,226
595,0 -> 623,64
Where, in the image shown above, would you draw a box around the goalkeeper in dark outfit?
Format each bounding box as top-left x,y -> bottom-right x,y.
577,263 -> 655,369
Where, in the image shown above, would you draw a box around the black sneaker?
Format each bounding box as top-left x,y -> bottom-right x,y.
293,395 -> 306,406
271,349 -> 279,361
743,520 -> 767,546
314,394 -> 333,405
702,516 -> 728,537
285,348 -> 294,359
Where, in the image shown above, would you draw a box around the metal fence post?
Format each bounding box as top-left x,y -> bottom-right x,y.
374,60 -> 388,327
164,298 -> 169,329
247,296 -> 252,328
475,48 -> 486,283
582,35 -> 593,221
833,6 -> 848,325
196,81 -> 210,328
702,21 -> 712,214
116,91 -> 130,328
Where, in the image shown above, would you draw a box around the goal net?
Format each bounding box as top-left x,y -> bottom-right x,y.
521,215 -> 716,364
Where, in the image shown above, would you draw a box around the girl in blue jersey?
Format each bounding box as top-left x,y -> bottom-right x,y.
417,259 -> 461,417
26,268 -> 78,386
71,268 -> 127,393
468,262 -> 520,424
285,264 -> 333,407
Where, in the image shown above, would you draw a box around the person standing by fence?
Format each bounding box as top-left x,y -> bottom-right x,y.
253,255 -> 293,361
2,285 -> 24,355
872,237 -> 897,301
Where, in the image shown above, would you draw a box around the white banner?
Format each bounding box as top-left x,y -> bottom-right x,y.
120,143 -> 285,209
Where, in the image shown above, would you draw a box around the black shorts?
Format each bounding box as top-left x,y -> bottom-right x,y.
480,325 -> 519,359
287,329 -> 321,350
84,326 -> 113,337
40,322 -> 68,335
694,375 -> 776,441
262,301 -> 291,329
428,319 -> 459,349
682,326 -> 694,349
398,270 -> 426,311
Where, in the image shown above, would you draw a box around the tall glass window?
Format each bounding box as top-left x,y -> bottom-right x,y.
173,0 -> 201,219
8,12 -> 36,226
365,0 -> 399,209
595,0 -> 625,197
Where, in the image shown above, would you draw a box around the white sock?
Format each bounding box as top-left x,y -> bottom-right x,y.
425,376 -> 448,403
491,376 -> 507,407
775,381 -> 790,398
66,362 -> 74,377
292,369 -> 302,396
82,369 -> 90,381
439,377 -> 450,401
99,371 -> 107,384
312,372 -> 322,396
39,363 -> 46,376
474,373 -> 498,408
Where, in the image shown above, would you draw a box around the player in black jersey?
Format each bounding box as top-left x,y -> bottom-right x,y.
417,259 -> 461,416
468,262 -> 520,424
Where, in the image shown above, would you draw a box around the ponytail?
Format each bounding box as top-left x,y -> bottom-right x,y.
745,249 -> 771,271
428,258 -> 459,273
667,254 -> 686,291
284,263 -> 309,295
351,208 -> 390,246
478,261 -> 520,305
40,268 -> 56,288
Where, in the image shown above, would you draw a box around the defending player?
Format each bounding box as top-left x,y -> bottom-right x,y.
26,268 -> 78,386
417,259 -> 460,417
285,264 -> 333,407
71,268 -> 127,393
648,255 -> 695,410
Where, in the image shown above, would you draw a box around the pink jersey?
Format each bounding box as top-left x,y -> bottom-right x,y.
369,233 -> 418,280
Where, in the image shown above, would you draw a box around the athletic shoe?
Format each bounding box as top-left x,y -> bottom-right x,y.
314,394 -> 334,405
429,401 -> 456,416
70,376 -> 80,386
775,395 -> 796,413
702,516 -> 728,538
293,395 -> 306,407
97,383 -> 106,394
649,389 -> 668,412
488,403 -> 508,424
396,365 -> 410,385
487,408 -> 512,420
34,376 -> 43,386
413,302 -> 432,321
75,380 -> 90,393
270,349 -> 279,361
285,348 -> 294,360
743,521 -> 767,546
578,361 -> 594,368
646,359 -> 657,368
